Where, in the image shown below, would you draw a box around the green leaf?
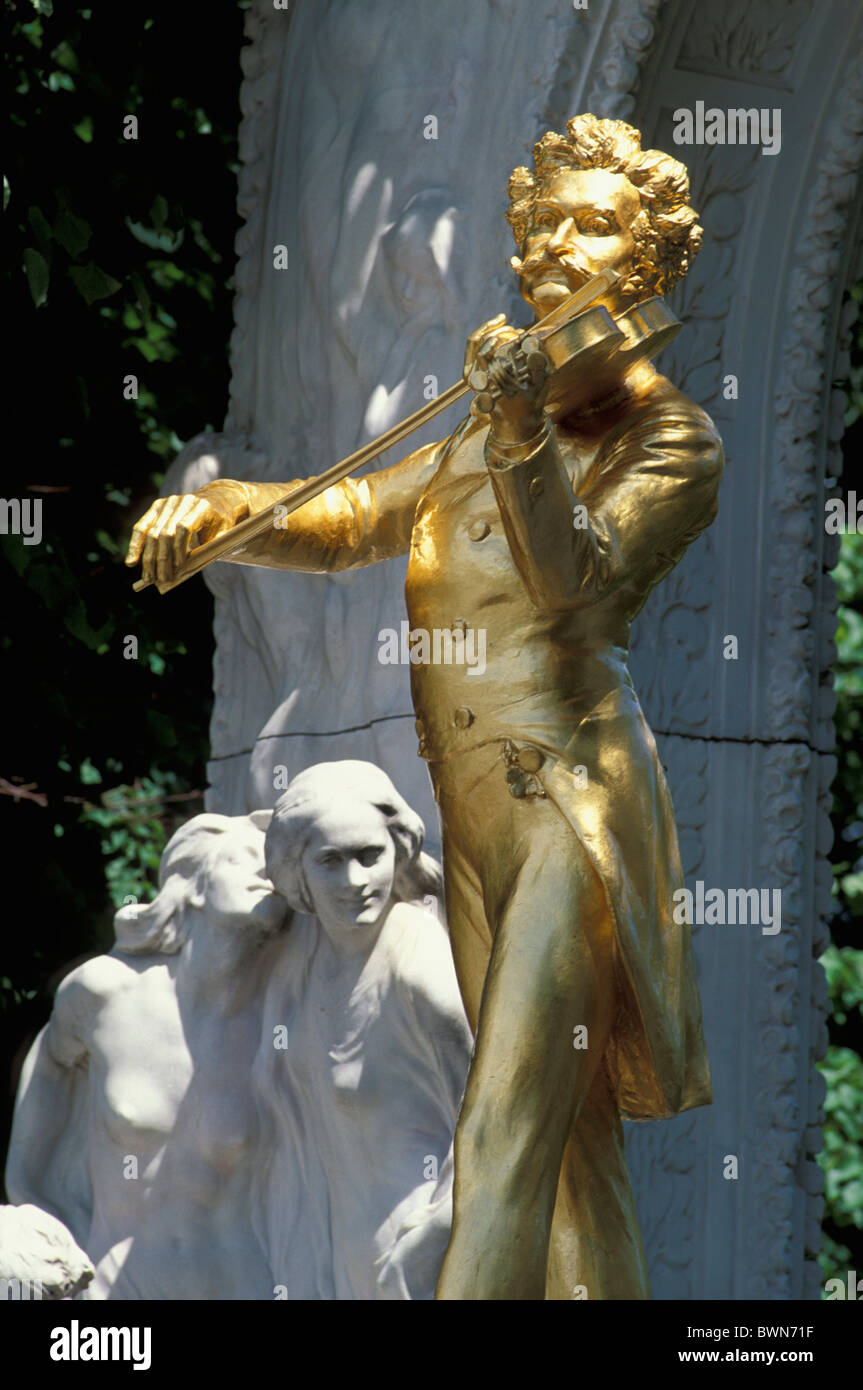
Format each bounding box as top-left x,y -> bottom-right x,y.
27,205 -> 52,248
68,262 -> 122,305
63,600 -> 99,646
95,528 -> 119,556
50,40 -> 79,74
129,271 -> 151,324
125,217 -> 184,253
150,195 -> 169,230
54,208 -> 92,257
73,115 -> 94,144
23,247 -> 49,306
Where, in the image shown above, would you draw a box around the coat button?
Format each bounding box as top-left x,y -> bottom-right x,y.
453,706 -> 474,730
528,474 -> 544,499
468,519 -> 491,541
517,745 -> 544,772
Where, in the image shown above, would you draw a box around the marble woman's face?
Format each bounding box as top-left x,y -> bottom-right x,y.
300,804 -> 396,938
203,825 -> 288,935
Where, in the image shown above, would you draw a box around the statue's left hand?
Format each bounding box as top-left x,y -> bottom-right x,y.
471,334 -> 550,446
463,314 -> 521,380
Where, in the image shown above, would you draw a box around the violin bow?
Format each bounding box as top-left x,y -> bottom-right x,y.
132,267 -> 619,595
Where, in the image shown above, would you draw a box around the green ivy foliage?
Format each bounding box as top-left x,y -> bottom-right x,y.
817,284 -> 863,1288
2,0 -> 247,1175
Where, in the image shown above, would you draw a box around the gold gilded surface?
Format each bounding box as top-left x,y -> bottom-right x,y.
126,114 -> 723,1300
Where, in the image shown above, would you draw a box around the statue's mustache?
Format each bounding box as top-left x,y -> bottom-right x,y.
510,249 -> 591,281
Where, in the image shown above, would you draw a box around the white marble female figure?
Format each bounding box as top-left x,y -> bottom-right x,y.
6,813 -> 288,1300
255,760 -> 472,1300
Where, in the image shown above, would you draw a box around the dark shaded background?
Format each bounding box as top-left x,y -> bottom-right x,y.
2,0 -> 247,1181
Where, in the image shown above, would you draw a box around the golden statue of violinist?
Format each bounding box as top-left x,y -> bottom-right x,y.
127,115 -> 722,1301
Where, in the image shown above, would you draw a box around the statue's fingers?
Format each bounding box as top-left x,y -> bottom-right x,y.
140,497 -> 188,587
125,498 -> 170,565
155,529 -> 177,588
137,532 -> 162,588
475,333 -> 502,365
170,496 -> 209,571
125,527 -> 144,566
475,313 -> 506,339
464,314 -> 506,374
187,496 -> 223,545
477,327 -> 521,366
143,495 -> 187,539
468,313 -> 505,344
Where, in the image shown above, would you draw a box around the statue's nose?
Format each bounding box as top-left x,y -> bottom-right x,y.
547,216 -> 576,253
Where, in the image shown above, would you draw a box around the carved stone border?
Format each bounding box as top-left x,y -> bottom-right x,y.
585,0 -> 668,119
226,1 -> 288,439
754,54 -> 863,1299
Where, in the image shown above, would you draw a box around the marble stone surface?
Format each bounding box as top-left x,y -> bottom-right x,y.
0,1205 -> 94,1300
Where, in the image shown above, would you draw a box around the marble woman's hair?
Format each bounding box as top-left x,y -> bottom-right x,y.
113,811 -> 271,956
265,761 -> 442,916
506,112 -> 702,300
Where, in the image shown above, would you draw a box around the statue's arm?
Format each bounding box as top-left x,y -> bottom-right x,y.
399,921 -> 473,1120
5,975 -> 95,1249
126,437 -> 445,587
486,398 -> 723,611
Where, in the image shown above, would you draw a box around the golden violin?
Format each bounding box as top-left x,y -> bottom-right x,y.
133,267 -> 679,594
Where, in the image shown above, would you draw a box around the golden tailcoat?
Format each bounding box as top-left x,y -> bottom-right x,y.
198,367 -> 723,1121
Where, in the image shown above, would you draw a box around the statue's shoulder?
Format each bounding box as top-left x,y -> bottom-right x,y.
386,900 -> 447,956
54,951 -> 139,1012
586,368 -> 723,484
630,369 -> 722,443
386,902 -> 467,1021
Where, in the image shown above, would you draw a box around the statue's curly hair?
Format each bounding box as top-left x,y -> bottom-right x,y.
506,114 -> 702,300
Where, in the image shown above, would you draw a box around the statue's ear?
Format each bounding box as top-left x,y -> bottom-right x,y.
248,809 -> 273,832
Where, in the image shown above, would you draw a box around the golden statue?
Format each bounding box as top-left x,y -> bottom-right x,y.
126,115 -> 722,1300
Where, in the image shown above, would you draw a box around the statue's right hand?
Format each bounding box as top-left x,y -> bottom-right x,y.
125,491 -> 246,589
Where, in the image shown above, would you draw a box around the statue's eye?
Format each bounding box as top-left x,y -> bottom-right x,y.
580,215 -> 614,235
534,211 -> 556,230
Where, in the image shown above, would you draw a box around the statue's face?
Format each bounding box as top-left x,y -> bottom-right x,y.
299,804 -> 396,941
517,167 -> 642,317
203,825 -> 287,935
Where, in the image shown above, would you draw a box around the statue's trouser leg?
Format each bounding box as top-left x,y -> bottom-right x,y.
544,1066 -> 650,1300
431,747 -> 646,1301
